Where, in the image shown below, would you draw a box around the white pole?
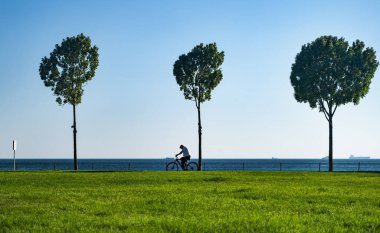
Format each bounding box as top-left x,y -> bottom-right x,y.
13,150 -> 15,171
13,140 -> 16,171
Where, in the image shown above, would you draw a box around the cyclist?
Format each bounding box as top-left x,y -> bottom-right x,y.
175,145 -> 191,169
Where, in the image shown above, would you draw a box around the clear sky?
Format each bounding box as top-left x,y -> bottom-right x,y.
0,0 -> 379,159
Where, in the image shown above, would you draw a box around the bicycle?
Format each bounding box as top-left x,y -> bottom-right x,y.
166,157 -> 198,171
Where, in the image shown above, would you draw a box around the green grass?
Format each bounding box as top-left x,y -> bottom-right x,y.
0,171 -> 379,232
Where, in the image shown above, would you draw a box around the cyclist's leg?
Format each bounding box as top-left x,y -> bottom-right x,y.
184,156 -> 190,170
180,157 -> 186,169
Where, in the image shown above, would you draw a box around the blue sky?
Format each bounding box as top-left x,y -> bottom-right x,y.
0,0 -> 379,159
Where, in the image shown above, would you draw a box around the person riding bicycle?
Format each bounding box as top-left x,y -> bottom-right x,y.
175,145 -> 191,169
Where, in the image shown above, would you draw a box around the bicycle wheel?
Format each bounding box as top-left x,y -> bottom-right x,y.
187,162 -> 198,171
166,162 -> 179,171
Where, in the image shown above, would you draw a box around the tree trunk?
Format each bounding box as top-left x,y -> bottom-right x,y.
197,106 -> 202,171
73,104 -> 78,171
328,117 -> 333,172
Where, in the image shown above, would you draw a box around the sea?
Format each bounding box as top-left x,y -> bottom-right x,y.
0,159 -> 379,172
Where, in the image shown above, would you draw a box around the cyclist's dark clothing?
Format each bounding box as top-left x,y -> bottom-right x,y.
180,155 -> 190,163
180,155 -> 191,168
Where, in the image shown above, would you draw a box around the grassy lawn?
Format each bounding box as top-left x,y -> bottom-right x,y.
0,171 -> 379,232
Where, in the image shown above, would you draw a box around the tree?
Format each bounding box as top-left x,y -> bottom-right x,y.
290,36 -> 378,171
39,33 -> 99,170
173,43 -> 224,170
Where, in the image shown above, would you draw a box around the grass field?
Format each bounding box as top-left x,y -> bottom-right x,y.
0,171 -> 379,232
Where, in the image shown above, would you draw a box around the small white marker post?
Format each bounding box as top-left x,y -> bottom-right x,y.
13,140 -> 16,171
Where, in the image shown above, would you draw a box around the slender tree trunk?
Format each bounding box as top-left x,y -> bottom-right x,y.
197,106 -> 202,171
328,117 -> 333,172
73,104 -> 78,171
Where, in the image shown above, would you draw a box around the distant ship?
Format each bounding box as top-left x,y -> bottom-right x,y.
349,155 -> 370,159
322,156 -> 329,160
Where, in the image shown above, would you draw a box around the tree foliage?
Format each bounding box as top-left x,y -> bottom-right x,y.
173,42 -> 224,170
290,36 -> 378,118
39,33 -> 99,170
39,33 -> 99,105
173,43 -> 224,107
290,35 -> 378,171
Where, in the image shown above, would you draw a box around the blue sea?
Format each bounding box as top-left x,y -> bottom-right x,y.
0,159 -> 379,172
